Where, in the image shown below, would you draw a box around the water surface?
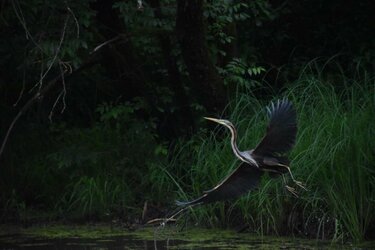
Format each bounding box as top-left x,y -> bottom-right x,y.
0,225 -> 372,249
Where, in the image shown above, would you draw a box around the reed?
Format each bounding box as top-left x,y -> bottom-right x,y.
1,62 -> 373,242
169,63 -> 374,241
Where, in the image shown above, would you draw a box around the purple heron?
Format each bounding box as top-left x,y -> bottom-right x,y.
176,99 -> 305,207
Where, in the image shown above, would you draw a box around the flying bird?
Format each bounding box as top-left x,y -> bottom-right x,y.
176,99 -> 305,207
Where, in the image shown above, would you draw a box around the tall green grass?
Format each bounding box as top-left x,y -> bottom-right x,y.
164,64 -> 374,241
1,62 -> 373,242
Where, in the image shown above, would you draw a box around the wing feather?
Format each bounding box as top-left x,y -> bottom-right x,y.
253,99 -> 297,156
176,163 -> 263,206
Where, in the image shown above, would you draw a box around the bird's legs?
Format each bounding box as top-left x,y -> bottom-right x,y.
282,175 -> 299,197
285,166 -> 307,191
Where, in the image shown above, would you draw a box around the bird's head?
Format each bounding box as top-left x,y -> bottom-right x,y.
204,117 -> 234,129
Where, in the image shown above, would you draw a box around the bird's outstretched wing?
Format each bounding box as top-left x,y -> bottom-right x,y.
176,162 -> 263,206
253,99 -> 297,156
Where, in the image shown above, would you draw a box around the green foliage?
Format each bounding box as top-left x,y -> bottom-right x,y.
1,0 -> 374,243
3,61 -> 373,242
205,1 -> 250,45
8,0 -> 95,70
1,100 -> 166,219
166,64 -> 374,241
59,176 -> 130,218
114,1 -> 175,60
219,58 -> 265,88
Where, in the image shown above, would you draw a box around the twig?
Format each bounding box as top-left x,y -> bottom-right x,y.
59,62 -> 67,114
66,5 -> 80,38
91,36 -> 120,54
0,59 -> 99,162
11,0 -> 44,52
48,90 -> 63,123
0,76 -> 58,160
30,14 -> 70,93
13,65 -> 26,107
48,61 -> 68,122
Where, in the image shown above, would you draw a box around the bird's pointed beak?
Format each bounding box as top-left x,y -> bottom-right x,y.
204,117 -> 222,124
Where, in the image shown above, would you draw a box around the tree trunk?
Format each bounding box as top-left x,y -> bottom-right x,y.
91,0 -> 154,105
149,0 -> 195,134
176,0 -> 226,112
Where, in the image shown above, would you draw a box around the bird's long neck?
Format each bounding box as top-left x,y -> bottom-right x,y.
227,124 -> 243,159
227,123 -> 258,166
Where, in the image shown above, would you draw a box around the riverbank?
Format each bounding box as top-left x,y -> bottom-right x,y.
1,66 -> 374,243
1,223 -> 374,249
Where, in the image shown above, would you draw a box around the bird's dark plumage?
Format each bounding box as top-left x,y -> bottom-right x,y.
176,99 -> 299,207
176,163 -> 263,206
253,99 -> 297,156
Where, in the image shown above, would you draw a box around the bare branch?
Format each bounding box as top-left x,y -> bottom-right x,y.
1,77 -> 54,160
66,5 -> 80,38
12,0 -> 44,52
48,90 -> 63,123
48,62 -> 68,122
29,14 -> 70,93
0,59 -> 99,161
91,36 -> 120,54
13,66 -> 26,107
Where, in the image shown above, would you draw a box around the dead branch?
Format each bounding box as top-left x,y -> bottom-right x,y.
0,59 -> 98,162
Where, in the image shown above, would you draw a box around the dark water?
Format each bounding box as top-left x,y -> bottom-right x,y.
0,228 -> 373,250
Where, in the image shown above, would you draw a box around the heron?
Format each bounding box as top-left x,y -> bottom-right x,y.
176,99 -> 305,207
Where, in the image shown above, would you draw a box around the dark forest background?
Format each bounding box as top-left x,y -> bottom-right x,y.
0,0 -> 374,242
